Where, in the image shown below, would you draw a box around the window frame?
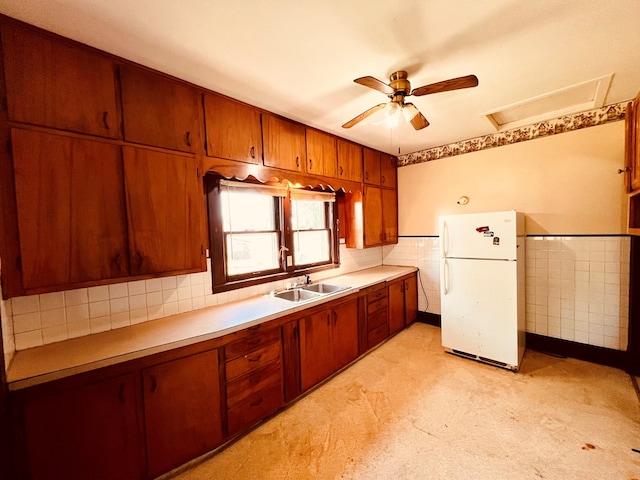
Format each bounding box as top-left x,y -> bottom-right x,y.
206,176 -> 340,293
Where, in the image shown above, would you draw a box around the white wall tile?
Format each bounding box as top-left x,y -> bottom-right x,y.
67,320 -> 90,339
41,308 -> 66,328
13,312 -> 41,334
88,285 -> 109,302
128,280 -> 146,296
89,300 -> 110,318
42,325 -> 68,345
65,288 -> 88,306
15,330 -> 43,350
108,283 -> 128,299
12,295 -> 40,315
39,292 -> 65,310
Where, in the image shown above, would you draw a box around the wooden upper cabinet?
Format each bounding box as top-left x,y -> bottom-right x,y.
123,146 -> 206,276
142,350 -> 223,478
305,128 -> 337,177
380,153 -> 397,188
262,114 -> 306,172
626,94 -> 640,193
363,148 -> 381,185
120,65 -> 202,153
382,187 -> 398,244
203,94 -> 262,164
1,20 -> 119,138
336,139 -> 362,182
363,186 -> 383,247
11,129 -> 129,291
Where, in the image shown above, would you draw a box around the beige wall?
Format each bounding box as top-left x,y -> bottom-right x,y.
398,121 -> 627,236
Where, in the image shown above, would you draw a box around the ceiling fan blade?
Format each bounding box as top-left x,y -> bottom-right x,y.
410,74 -> 479,97
342,103 -> 388,128
403,103 -> 429,130
354,76 -> 395,95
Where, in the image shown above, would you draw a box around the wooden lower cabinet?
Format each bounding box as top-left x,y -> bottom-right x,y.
388,273 -> 418,335
300,298 -> 358,392
12,281 -> 416,479
142,350 -> 223,478
224,327 -> 284,436
19,374 -> 143,480
365,285 -> 389,349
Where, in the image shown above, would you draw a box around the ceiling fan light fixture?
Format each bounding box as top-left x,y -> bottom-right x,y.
385,102 -> 402,128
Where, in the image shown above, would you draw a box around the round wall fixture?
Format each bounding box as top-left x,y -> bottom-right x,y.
457,196 -> 469,205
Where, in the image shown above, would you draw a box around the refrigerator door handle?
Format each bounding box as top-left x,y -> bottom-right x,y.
440,221 -> 448,258
442,258 -> 450,295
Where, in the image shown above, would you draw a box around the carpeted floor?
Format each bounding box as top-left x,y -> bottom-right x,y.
167,323 -> 640,480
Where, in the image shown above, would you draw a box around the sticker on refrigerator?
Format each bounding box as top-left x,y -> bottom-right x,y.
483,231 -> 494,237
475,226 -> 490,233
493,237 -> 500,245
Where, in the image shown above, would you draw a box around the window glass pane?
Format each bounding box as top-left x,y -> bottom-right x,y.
291,200 -> 325,230
226,233 -> 280,276
293,231 -> 329,265
221,190 -> 275,232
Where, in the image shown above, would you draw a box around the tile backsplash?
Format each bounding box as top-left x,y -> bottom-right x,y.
2,244 -> 383,355
1,234 -> 631,361
383,235 -> 630,351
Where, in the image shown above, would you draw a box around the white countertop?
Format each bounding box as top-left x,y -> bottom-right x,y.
7,265 -> 417,390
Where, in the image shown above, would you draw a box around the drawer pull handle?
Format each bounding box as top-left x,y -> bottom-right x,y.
184,131 -> 192,147
102,111 -> 110,131
118,383 -> 126,403
150,376 -> 157,393
247,354 -> 263,362
250,397 -> 264,407
250,146 -> 255,159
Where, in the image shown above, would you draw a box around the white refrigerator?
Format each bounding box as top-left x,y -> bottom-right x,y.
439,210 -> 525,371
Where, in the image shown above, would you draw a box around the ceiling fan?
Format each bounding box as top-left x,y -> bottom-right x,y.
342,71 -> 478,130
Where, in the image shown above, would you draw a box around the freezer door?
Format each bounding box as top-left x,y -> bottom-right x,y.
440,257 -> 520,367
439,210 -> 519,260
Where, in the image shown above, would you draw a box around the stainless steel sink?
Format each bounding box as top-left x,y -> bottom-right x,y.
273,288 -> 323,302
302,283 -> 348,294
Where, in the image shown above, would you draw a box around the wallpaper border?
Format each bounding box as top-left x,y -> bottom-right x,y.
397,101 -> 628,167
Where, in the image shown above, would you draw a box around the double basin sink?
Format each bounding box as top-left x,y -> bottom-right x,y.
272,283 -> 349,303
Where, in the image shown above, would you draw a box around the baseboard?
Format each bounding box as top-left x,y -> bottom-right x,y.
415,313 -> 629,371
416,311 -> 440,327
525,333 -> 628,371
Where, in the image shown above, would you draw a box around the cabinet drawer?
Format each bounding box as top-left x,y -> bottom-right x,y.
227,381 -> 284,435
368,322 -> 389,349
368,309 -> 388,331
226,362 -> 282,408
225,328 -> 280,361
225,342 -> 281,381
367,289 -> 387,302
367,297 -> 388,315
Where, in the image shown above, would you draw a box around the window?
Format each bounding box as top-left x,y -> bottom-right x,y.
207,177 -> 339,292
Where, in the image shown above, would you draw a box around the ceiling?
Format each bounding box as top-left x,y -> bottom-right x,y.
2,0 -> 640,155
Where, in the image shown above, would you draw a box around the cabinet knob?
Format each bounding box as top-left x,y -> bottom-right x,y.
339,166 -> 344,176
102,111 -> 110,131
309,158 -> 313,170
296,156 -> 300,168
250,146 -> 255,159
381,175 -> 386,184
150,375 -> 157,393
618,167 -> 630,174
184,131 -> 192,147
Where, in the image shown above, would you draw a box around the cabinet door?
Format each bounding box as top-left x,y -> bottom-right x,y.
382,187 -> 398,244
12,129 -> 129,290
332,299 -> 359,370
363,186 -> 383,247
388,279 -> 405,335
120,65 -> 202,153
306,128 -> 337,177
380,153 -> 397,188
22,374 -> 142,480
203,94 -> 262,164
363,148 -> 381,185
628,94 -> 640,192
143,350 -> 223,478
262,114 -> 305,172
404,275 -> 418,324
1,21 -> 119,138
337,139 -> 362,182
123,146 -> 206,276
299,309 -> 333,391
